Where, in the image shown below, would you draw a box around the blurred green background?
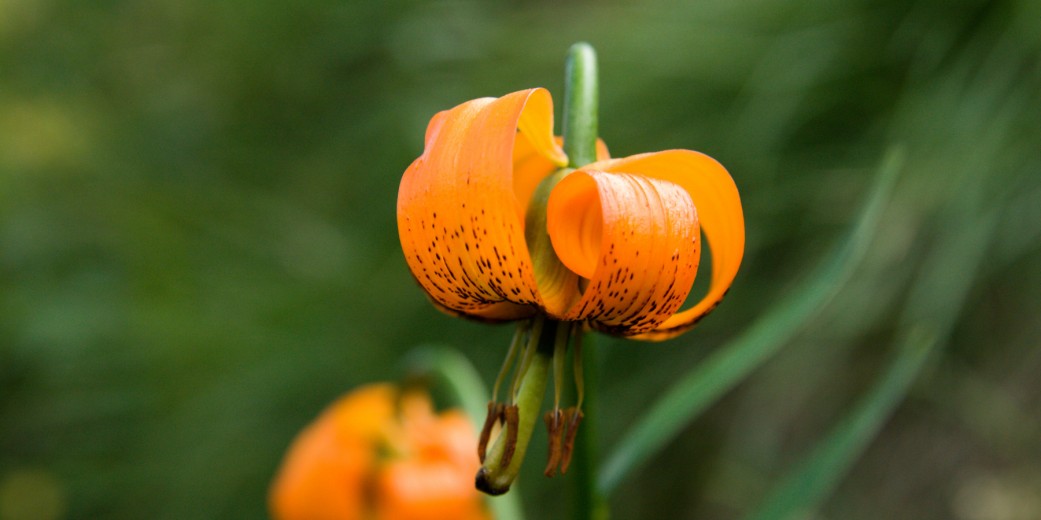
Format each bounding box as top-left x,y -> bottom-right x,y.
2,0 -> 1039,518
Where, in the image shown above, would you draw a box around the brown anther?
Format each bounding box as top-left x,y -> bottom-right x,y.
559,407 -> 584,474
543,409 -> 564,477
478,401 -> 505,463
498,404 -> 520,468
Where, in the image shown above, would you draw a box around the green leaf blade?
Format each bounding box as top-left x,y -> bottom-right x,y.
744,328 -> 937,520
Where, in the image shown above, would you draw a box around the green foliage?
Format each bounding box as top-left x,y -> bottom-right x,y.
2,1 -> 1039,519
745,328 -> 938,520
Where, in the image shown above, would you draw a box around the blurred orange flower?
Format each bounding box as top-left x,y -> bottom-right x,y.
269,384 -> 489,520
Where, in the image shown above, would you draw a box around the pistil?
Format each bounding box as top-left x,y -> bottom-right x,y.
476,317 -> 557,495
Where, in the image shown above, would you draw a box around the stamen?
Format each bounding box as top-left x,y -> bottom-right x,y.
480,320 -> 532,464
499,405 -> 520,468
476,318 -> 556,496
492,321 -> 529,402
477,401 -> 504,463
543,409 -> 564,477
572,324 -> 585,410
543,321 -> 573,477
510,317 -> 544,403
552,321 -> 570,411
559,407 -> 584,474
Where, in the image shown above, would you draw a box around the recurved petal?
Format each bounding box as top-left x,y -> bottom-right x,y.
398,89 -> 567,321
547,170 -> 701,336
588,150 -> 744,341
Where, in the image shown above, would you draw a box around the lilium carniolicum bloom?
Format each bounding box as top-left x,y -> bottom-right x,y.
397,45 -> 744,495
398,89 -> 742,339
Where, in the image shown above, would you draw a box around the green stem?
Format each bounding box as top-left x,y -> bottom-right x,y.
574,332 -> 608,520
563,42 -> 599,168
561,42 -> 607,520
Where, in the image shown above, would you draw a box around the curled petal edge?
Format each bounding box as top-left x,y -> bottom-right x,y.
583,150 -> 744,341
547,170 -> 701,336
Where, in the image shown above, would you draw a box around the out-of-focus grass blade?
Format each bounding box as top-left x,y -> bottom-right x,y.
744,198 -> 997,520
597,148 -> 905,495
404,346 -> 526,520
744,328 -> 937,520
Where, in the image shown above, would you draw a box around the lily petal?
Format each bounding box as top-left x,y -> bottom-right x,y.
398,89 -> 567,321
588,151 -> 744,341
547,170 -> 701,336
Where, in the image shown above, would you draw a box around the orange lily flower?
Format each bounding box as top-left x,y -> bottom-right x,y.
269,384 -> 490,520
397,88 -> 744,341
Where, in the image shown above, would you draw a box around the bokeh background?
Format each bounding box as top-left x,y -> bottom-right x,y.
2,0 -> 1039,518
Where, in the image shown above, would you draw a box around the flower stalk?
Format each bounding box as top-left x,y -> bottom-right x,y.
563,42 -> 599,168
562,42 -> 608,520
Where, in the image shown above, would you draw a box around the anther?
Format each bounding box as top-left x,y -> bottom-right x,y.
559,407 -> 584,475
499,404 -> 520,468
543,409 -> 564,477
478,401 -> 504,463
